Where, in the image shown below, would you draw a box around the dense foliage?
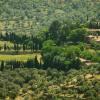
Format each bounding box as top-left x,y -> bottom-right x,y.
0,65 -> 100,100
0,0 -> 100,100
0,0 -> 100,35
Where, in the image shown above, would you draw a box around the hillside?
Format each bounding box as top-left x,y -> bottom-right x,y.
0,0 -> 99,35
0,65 -> 100,100
0,0 -> 100,100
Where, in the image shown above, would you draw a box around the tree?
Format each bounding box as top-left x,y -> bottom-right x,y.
42,40 -> 81,70
65,46 -> 81,58
69,28 -> 88,43
70,58 -> 81,69
34,55 -> 39,68
48,20 -> 61,43
81,50 -> 94,60
0,61 -> 5,71
4,43 -> 7,51
23,44 -> 26,51
14,43 -> 17,51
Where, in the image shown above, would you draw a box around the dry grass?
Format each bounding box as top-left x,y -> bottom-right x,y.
0,53 -> 41,62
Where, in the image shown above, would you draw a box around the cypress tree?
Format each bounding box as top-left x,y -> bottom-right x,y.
4,43 -> 7,51
14,43 -> 17,51
23,44 -> 26,51
0,61 -> 5,71
34,55 -> 39,68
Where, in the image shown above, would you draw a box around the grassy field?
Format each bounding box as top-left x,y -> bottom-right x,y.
0,53 -> 41,62
0,40 -> 42,62
0,41 -> 14,48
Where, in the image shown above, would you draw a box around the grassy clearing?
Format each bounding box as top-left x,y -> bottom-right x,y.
0,53 -> 41,62
0,40 -> 14,48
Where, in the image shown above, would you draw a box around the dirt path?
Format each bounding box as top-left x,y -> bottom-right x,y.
87,29 -> 100,32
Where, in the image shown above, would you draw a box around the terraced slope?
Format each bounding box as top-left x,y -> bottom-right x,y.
0,0 -> 99,35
